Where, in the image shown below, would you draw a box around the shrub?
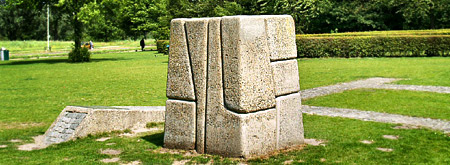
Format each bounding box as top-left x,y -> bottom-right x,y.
156,40 -> 170,54
296,35 -> 450,58
68,47 -> 91,62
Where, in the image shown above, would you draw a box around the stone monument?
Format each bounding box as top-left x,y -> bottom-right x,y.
164,15 -> 303,158
43,106 -> 165,145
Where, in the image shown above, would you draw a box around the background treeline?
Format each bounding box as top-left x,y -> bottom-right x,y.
1,0 -> 450,41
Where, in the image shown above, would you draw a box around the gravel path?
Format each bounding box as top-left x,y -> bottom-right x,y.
301,77 -> 450,99
301,78 -> 400,99
302,105 -> 450,133
373,84 -> 450,94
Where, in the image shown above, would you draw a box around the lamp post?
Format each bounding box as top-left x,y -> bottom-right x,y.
47,3 -> 50,51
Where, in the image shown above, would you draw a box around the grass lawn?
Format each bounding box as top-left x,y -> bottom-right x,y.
0,51 -> 167,124
0,52 -> 449,164
298,57 -> 450,89
0,40 -> 156,58
304,89 -> 450,120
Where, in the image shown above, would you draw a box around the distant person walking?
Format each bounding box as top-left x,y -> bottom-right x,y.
140,38 -> 145,51
89,40 -> 94,50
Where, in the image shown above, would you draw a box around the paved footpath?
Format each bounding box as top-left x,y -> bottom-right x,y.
301,77 -> 450,99
300,77 -> 450,133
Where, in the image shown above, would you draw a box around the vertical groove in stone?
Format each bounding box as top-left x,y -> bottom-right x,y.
204,20 -> 211,153
186,19 -> 209,153
276,101 -> 280,149
206,18 -> 243,157
166,19 -> 195,101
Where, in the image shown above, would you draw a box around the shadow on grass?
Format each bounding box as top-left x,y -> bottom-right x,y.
141,132 -> 164,147
2,58 -> 126,65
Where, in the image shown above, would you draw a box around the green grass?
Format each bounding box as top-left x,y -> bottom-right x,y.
298,57 -> 450,90
0,54 -> 449,163
0,40 -> 156,57
249,115 -> 450,164
1,115 -> 448,164
304,89 -> 450,120
0,51 -> 167,124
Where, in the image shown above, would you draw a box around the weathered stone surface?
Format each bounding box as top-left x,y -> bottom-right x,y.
206,18 -> 242,157
207,108 -> 278,158
276,93 -> 304,149
164,100 -> 196,150
206,19 -> 277,157
166,19 -> 195,101
185,18 -> 209,153
263,15 -> 297,61
166,15 -> 303,158
222,16 -> 276,113
206,18 -> 223,104
43,106 -> 165,145
271,59 -> 300,96
241,109 -> 277,157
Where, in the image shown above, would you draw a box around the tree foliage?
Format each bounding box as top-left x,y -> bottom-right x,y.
1,0 -> 450,41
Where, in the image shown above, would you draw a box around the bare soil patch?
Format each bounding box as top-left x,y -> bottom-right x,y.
172,159 -> 190,165
96,137 -> 111,142
100,149 -> 122,155
393,125 -> 420,130
17,135 -> 48,151
360,140 -> 375,144
101,157 -> 120,163
382,135 -> 399,140
120,160 -> 142,165
376,147 -> 394,152
10,139 -> 23,143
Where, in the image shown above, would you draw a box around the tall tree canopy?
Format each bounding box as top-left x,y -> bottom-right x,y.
1,0 -> 450,41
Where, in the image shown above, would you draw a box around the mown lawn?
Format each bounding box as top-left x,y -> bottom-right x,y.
298,57 -> 450,89
0,52 -> 449,164
0,40 -> 156,58
304,89 -> 450,120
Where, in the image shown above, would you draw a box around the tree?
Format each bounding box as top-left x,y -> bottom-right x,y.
0,0 -> 47,40
57,0 -> 91,62
78,0 -> 125,41
120,0 -> 168,40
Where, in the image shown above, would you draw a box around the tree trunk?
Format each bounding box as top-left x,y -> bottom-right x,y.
73,12 -> 82,50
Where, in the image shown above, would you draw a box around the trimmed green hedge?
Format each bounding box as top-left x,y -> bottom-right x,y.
299,29 -> 450,37
156,40 -> 169,54
297,35 -> 450,58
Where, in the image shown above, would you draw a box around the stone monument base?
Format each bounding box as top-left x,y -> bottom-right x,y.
43,106 -> 165,145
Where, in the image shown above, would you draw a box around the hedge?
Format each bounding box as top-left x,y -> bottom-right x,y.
299,29 -> 450,37
156,40 -> 170,54
296,35 -> 450,58
161,29 -> 450,58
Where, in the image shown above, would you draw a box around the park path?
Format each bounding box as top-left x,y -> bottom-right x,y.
302,105 -> 450,133
301,77 -> 450,99
301,77 -> 450,133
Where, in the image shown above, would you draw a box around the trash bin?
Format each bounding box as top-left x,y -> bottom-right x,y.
4,50 -> 9,61
1,49 -> 9,61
